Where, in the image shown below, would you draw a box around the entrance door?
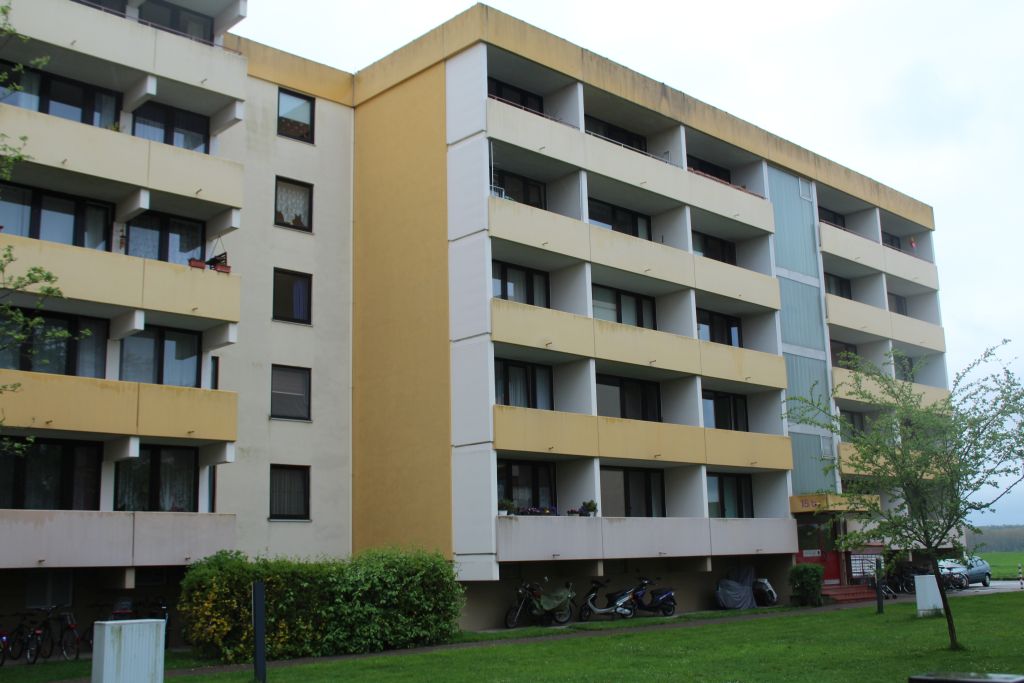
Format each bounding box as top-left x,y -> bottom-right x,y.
796,516 -> 842,584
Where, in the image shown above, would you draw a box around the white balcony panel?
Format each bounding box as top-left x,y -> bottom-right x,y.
709,517 -> 797,556
601,517 -> 711,559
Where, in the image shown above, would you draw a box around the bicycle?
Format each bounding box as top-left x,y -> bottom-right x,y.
56,611 -> 81,661
7,612 -> 41,665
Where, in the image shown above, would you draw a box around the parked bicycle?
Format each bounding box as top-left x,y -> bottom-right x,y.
7,611 -> 41,665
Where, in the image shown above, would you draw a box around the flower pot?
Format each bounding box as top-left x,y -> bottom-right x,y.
188,258 -> 206,269
497,509 -> 508,516
212,263 -> 232,274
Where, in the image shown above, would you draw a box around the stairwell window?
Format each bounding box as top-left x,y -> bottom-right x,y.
494,359 -> 552,410
278,89 -> 314,143
271,365 -> 311,420
707,472 -> 753,518
270,465 -> 310,520
274,178 -> 313,231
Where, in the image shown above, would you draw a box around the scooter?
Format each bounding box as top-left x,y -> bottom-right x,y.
631,577 -> 677,616
504,578 -> 575,628
578,579 -> 636,621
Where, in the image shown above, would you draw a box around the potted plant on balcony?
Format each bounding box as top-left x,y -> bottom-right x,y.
498,498 -> 515,516
188,258 -> 206,269
580,500 -> 598,517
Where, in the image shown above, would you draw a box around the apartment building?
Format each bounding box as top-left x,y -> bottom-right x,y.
0,1 -> 945,628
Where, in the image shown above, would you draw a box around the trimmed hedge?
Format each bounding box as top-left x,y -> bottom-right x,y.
789,563 -> 825,606
178,549 -> 464,663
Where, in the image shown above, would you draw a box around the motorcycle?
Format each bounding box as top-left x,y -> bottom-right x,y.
578,579 -> 636,621
631,577 -> 677,616
504,578 -> 575,628
752,577 -> 778,606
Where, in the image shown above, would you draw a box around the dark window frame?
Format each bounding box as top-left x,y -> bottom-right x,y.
692,230 -> 737,265
132,100 -> 210,153
497,459 -> 556,510
592,284 -> 657,330
0,439 -> 103,510
587,197 -> 652,241
697,308 -> 742,348
492,169 -> 546,209
706,472 -> 754,518
487,77 -> 543,114
818,206 -> 846,228
830,339 -> 858,368
119,324 -> 202,388
269,464 -> 311,520
702,389 -> 749,432
125,210 -> 206,265
272,268 -> 313,324
882,231 -> 902,250
585,115 -> 647,152
71,0 -> 128,15
273,176 -> 314,232
270,364 -> 312,421
0,180 -> 114,250
687,155 -> 732,183
0,60 -> 122,130
113,445 -> 199,512
597,374 -> 662,422
138,0 -> 214,43
491,260 -> 550,308
600,466 -> 666,518
277,88 -> 315,143
494,358 -> 553,410
0,308 -> 107,378
824,273 -> 853,300
887,292 -> 908,316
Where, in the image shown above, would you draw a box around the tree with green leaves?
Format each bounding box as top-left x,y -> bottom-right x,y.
788,347 -> 1024,650
0,0 -> 46,182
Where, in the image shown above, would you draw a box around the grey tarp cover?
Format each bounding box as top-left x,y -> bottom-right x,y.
715,565 -> 757,609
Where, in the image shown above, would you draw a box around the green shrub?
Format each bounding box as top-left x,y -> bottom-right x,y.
179,548 -> 464,663
789,563 -> 824,607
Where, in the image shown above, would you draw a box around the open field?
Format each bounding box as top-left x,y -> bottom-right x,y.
10,593 -> 1022,683
983,551 -> 1024,580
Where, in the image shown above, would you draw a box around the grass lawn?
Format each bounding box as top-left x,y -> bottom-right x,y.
15,594 -> 1023,682
983,551 -> 1024,580
0,651 -> 214,683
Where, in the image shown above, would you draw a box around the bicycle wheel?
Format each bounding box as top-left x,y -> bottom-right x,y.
60,628 -> 79,661
38,626 -> 54,659
25,634 -> 39,665
9,628 -> 24,661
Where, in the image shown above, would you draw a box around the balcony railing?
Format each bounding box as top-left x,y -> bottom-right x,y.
71,0 -> 241,53
687,167 -> 764,199
586,129 -> 681,168
487,94 -> 576,129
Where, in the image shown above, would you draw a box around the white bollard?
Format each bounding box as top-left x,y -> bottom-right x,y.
91,619 -> 165,683
914,574 -> 943,617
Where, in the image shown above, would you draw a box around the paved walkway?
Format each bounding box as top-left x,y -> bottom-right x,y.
58,583 -> 1021,682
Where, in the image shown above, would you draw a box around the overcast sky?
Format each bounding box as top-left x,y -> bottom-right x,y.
235,0 -> 1024,528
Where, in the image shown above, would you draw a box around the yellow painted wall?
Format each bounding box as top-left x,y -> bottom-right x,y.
352,64 -> 452,555
225,35 -> 354,105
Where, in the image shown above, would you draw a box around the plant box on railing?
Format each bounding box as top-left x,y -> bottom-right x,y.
518,506 -> 557,516
188,258 -> 206,269
212,264 -> 231,274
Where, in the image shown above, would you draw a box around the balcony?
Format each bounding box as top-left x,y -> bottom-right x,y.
0,369 -> 237,442
491,299 -> 595,358
0,234 -> 239,327
1,106 -> 243,216
486,98 -> 774,234
693,256 -> 780,311
8,0 -> 245,114
708,518 -> 797,556
489,197 -> 591,262
820,222 -> 938,290
832,367 -> 949,408
698,341 -> 786,390
704,429 -> 792,470
0,510 -> 235,569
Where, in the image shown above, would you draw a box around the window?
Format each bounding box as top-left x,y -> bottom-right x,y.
585,115 -> 647,152
274,178 -> 313,231
72,0 -> 127,14
592,285 -> 656,329
114,446 -> 197,512
0,440 -> 101,510
126,212 -> 204,265
492,170 -> 545,209
0,311 -> 107,378
132,101 -> 209,153
818,206 -> 846,228
882,231 -> 902,250
487,77 -> 543,114
269,465 -> 310,520
278,89 -> 314,143
687,156 -> 732,183
697,309 -> 742,347
840,409 -> 867,435
271,365 -> 311,420
829,339 -> 858,368
692,231 -> 737,265
120,326 -> 200,387
824,273 -> 853,299
494,359 -> 553,410
497,460 -> 555,511
0,62 -> 120,130
0,182 -> 112,250
600,467 -> 665,517
138,0 -> 213,42
273,269 -> 312,324
492,261 -> 549,307
588,198 -> 651,240
702,390 -> 748,431
887,292 -> 908,315
707,472 -> 753,518
597,375 -> 661,422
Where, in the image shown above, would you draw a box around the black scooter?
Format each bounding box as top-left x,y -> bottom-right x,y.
631,577 -> 677,616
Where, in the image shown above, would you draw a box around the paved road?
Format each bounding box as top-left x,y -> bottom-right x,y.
954,579 -> 1021,596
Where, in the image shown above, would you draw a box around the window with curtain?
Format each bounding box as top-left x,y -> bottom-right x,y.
115,446 -> 197,512
494,359 -> 552,410
271,365 -> 311,420
0,311 -> 106,378
127,212 -> 204,265
0,181 -> 112,249
120,326 -> 200,387
0,440 -> 102,510
497,460 -> 555,511
269,465 -> 310,519
278,89 -> 314,142
274,178 -> 313,231
273,269 -> 313,323
0,61 -> 119,129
